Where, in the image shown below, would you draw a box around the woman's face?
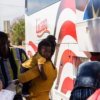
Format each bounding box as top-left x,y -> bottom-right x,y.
40,46 -> 51,59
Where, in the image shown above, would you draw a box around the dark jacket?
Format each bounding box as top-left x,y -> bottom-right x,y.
73,61 -> 100,90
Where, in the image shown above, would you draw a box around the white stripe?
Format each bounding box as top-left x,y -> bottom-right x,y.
61,35 -> 77,43
58,63 -> 73,91
27,46 -> 35,57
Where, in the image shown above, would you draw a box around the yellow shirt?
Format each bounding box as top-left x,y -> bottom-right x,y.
22,52 -> 46,69
19,61 -> 57,100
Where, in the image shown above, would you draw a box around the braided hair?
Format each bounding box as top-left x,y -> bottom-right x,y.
46,35 -> 56,69
46,35 -> 56,57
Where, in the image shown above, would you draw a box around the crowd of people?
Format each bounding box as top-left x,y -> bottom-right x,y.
0,31 -> 57,100
0,31 -> 100,100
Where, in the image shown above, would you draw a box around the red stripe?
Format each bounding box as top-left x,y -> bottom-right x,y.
58,21 -> 77,43
61,77 -> 74,94
29,41 -> 37,52
61,56 -> 82,94
27,51 -> 33,56
56,50 -> 76,91
56,50 -> 82,94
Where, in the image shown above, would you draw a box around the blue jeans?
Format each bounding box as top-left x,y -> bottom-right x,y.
70,87 -> 95,100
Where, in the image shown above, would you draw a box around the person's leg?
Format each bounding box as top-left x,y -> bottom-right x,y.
20,66 -> 30,95
22,82 -> 30,92
70,88 -> 95,100
22,81 -> 31,96
13,94 -> 23,100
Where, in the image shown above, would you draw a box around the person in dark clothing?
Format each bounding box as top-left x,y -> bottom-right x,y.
0,31 -> 28,100
70,61 -> 100,100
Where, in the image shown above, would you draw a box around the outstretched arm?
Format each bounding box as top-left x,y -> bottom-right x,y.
19,66 -> 40,83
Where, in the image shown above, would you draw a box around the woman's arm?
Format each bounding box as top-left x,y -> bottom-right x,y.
19,66 -> 41,83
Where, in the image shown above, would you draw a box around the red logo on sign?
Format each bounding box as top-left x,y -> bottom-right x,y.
36,19 -> 47,34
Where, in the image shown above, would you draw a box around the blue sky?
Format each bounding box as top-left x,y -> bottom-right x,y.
0,0 -> 60,31
0,0 -> 25,31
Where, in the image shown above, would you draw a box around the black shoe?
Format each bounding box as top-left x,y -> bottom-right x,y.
22,92 -> 30,97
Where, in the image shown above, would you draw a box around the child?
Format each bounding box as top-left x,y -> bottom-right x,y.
22,39 -> 52,80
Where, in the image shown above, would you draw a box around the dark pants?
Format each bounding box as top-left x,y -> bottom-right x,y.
22,81 -> 31,93
70,87 -> 95,100
13,94 -> 23,100
20,66 -> 31,93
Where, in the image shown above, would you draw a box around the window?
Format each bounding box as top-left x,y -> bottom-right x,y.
25,0 -> 27,8
26,0 -> 60,15
42,0 -> 60,8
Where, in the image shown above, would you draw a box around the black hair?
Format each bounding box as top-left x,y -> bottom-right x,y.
46,35 -> 56,69
90,52 -> 100,56
0,31 -> 8,42
38,39 -> 51,55
46,35 -> 56,57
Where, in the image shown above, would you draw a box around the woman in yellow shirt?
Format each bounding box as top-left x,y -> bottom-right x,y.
19,35 -> 57,100
19,61 -> 57,100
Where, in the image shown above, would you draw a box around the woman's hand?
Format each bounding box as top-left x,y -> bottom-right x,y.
0,81 -> 2,91
6,79 -> 20,91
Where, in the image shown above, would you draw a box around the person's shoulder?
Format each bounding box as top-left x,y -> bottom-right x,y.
10,47 -> 21,50
36,52 -> 41,57
10,47 -> 25,52
45,61 -> 56,67
36,52 -> 45,59
10,47 -> 27,56
44,61 -> 57,74
9,47 -> 18,51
